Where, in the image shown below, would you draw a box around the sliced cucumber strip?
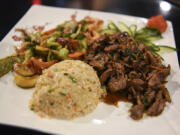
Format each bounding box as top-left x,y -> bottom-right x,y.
117,21 -> 132,36
129,24 -> 137,37
158,45 -> 177,54
108,22 -> 119,32
100,29 -> 117,34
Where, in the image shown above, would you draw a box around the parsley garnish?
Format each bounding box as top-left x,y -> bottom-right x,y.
48,89 -> 53,93
59,92 -> 66,96
63,73 -> 77,83
69,76 -> 77,83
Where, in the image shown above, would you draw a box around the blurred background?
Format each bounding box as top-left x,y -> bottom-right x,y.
0,0 -> 180,40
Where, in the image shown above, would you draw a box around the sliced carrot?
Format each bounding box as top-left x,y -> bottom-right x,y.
149,65 -> 169,71
43,28 -> 56,35
68,51 -> 86,58
147,14 -> 167,33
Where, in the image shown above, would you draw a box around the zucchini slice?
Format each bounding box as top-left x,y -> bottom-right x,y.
14,74 -> 39,88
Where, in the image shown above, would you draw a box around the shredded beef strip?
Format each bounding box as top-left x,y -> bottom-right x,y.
82,32 -> 171,120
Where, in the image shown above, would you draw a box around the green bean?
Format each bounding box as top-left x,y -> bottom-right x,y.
24,49 -> 34,64
46,37 -> 61,47
79,38 -> 87,51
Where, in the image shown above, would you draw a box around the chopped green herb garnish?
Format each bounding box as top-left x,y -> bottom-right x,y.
143,96 -> 149,108
59,92 -> 66,96
69,75 -> 77,83
50,102 -> 54,106
55,68 -> 59,72
30,105 -> 34,111
39,100 -> 42,104
63,73 -> 77,83
48,89 -> 53,93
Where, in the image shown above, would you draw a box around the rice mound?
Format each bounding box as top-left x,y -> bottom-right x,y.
30,60 -> 106,119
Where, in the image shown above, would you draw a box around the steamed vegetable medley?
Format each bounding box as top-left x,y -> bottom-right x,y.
0,15 -> 176,88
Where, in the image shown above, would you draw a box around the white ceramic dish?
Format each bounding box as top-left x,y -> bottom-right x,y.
0,5 -> 180,135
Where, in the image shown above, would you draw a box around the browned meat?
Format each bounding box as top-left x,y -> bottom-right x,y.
89,60 -> 105,70
91,42 -> 102,51
130,104 -> 144,120
148,73 -> 161,87
84,53 -> 95,61
108,76 -> 126,92
97,34 -> 109,43
112,62 -> 124,73
147,90 -> 166,116
131,79 -> 144,86
148,69 -> 170,87
100,69 -> 114,84
129,87 -> 137,97
128,71 -> 141,79
113,53 -> 119,61
82,32 -> 171,120
58,38 -> 78,52
145,88 -> 156,103
133,61 -> 146,70
104,44 -> 119,52
147,51 -> 157,64
162,87 -> 171,103
130,96 -> 144,120
128,79 -> 145,92
89,53 -> 109,70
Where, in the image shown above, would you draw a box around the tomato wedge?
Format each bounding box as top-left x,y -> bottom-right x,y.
147,14 -> 167,33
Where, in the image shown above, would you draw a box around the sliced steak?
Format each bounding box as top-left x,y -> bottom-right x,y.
108,76 -> 126,92
81,32 -> 171,120
146,90 -> 166,116
148,69 -> 170,87
148,72 -> 161,87
104,44 -> 119,52
89,53 -> 109,70
131,79 -> 144,86
130,104 -> 144,120
89,60 -> 105,70
130,95 -> 144,120
162,87 -> 171,103
145,88 -> 156,104
100,68 -> 114,84
128,71 -> 140,79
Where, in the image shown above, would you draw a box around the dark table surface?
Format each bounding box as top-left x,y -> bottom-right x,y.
0,0 -> 180,134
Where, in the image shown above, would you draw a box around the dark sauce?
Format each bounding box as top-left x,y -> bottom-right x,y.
103,91 -> 132,106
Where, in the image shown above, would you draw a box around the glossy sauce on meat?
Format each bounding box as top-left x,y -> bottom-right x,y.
82,32 -> 171,120
103,91 -> 131,106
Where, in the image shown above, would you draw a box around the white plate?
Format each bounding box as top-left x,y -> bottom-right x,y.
0,5 -> 180,135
